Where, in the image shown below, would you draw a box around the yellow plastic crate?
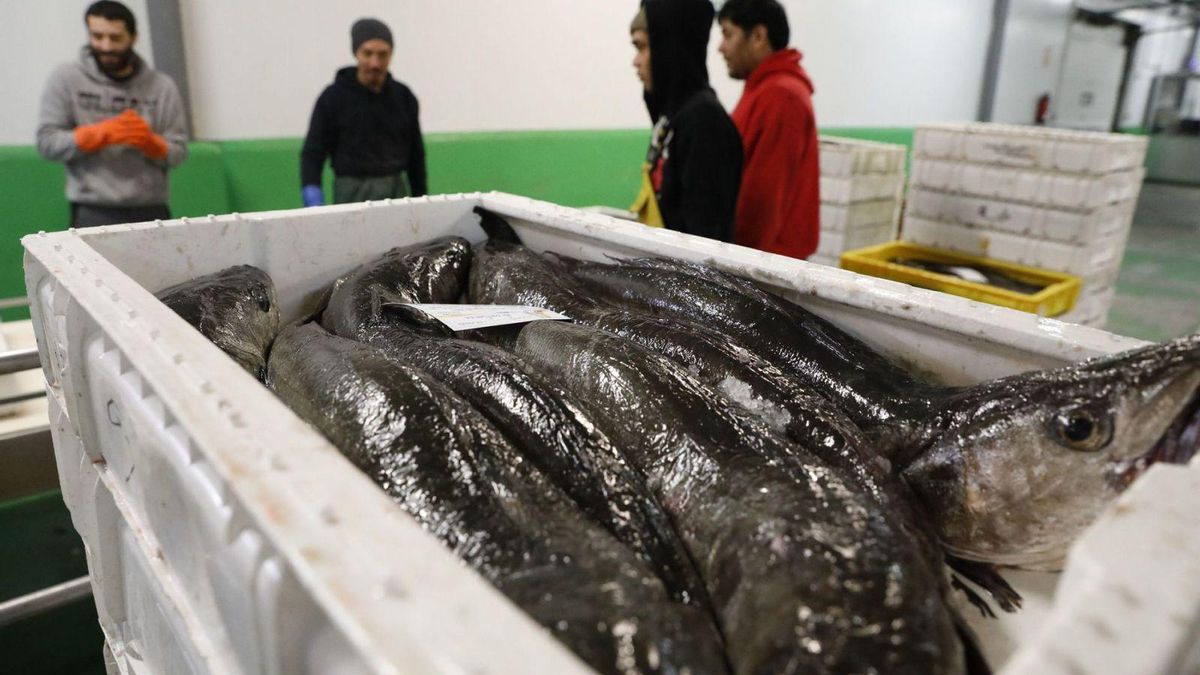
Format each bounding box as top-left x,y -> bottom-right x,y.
839,241 -> 1082,317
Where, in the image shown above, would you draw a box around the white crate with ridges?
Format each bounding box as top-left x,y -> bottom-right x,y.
817,222 -> 897,258
914,123 -> 1148,175
906,187 -> 1135,245
1058,286 -> 1118,327
821,172 -> 905,204
22,193 -> 1191,675
820,199 -> 902,232
902,215 -> 1128,276
911,158 -> 1145,210
819,136 -> 908,177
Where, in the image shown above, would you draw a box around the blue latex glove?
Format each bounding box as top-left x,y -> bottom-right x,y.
301,185 -> 324,208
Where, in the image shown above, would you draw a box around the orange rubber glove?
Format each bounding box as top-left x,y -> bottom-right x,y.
73,110 -> 137,153
109,109 -> 170,160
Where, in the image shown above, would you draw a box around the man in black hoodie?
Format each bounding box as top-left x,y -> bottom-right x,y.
300,18 -> 428,206
630,0 -> 743,242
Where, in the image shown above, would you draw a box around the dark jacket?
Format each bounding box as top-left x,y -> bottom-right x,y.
642,0 -> 742,242
300,67 -> 428,196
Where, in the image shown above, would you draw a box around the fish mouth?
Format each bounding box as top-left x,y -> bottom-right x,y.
1108,383 -> 1200,490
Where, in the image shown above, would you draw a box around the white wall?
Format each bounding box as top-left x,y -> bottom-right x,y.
180,0 -> 995,140
1119,17 -> 1196,128
1,1 -> 995,143
0,0 -> 153,146
1054,22 -> 1127,130
759,0 -> 994,127
990,0 -> 1074,125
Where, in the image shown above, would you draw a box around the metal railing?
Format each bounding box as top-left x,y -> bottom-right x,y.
0,577 -> 92,628
0,305 -> 91,626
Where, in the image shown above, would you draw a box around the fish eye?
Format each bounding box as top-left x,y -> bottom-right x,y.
1049,408 -> 1113,452
256,293 -> 271,312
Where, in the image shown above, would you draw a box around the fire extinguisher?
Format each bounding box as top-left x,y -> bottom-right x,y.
1035,93 -> 1051,125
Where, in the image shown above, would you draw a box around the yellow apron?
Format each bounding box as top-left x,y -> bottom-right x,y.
631,162 -> 665,229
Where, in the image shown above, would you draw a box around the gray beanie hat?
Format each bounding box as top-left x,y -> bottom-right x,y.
351,18 -> 393,53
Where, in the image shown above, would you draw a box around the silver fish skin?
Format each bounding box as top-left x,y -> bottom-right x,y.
325,236 -> 471,335
267,323 -> 731,675
323,244 -> 714,613
473,245 -> 916,519
472,243 -> 947,563
564,257 -> 954,455
515,320 -> 964,675
903,333 -> 1200,570
156,265 -> 280,380
571,257 -> 1200,571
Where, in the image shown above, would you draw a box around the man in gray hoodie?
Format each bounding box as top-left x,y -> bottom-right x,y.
37,1 -> 188,228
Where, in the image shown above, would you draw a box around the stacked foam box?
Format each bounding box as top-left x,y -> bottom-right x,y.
813,137 -> 907,267
904,123 -> 1148,327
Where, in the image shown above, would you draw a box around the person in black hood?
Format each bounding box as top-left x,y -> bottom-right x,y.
629,0 -> 743,242
300,18 -> 428,206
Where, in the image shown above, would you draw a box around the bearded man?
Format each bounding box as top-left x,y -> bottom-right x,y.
37,0 -> 189,227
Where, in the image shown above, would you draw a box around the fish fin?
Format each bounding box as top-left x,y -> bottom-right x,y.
378,302 -> 456,338
951,574 -> 997,619
473,207 -> 524,245
953,611 -> 994,675
948,556 -> 1023,615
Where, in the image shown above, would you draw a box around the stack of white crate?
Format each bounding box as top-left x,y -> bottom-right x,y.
904,123 -> 1148,327
813,137 -> 907,267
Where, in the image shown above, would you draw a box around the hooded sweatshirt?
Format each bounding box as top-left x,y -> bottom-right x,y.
37,47 -> 189,207
640,0 -> 742,242
300,67 -> 428,196
731,48 -> 820,259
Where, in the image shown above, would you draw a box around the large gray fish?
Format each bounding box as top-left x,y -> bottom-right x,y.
902,333 -> 1200,569
472,242 -> 894,508
267,323 -> 730,675
514,320 -> 964,675
323,239 -> 713,611
565,257 -> 1200,570
565,256 -> 946,453
157,265 -> 280,380
472,242 -> 1013,615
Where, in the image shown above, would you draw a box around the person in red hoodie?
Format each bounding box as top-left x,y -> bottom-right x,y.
718,0 -> 820,259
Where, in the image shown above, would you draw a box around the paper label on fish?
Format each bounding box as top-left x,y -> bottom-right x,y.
398,304 -> 572,331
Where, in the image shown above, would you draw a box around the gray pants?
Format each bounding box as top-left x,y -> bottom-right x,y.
70,203 -> 171,228
333,173 -> 411,204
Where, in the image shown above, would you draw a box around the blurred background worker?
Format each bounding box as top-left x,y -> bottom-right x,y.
630,0 -> 743,242
300,18 -> 428,206
719,0 -> 820,260
37,0 -> 189,228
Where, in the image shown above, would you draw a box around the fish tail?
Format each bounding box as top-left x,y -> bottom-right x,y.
474,207 -> 524,246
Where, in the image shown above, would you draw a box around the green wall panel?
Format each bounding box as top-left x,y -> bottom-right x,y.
217,137 -> 311,213
0,126 -> 918,305
170,142 -> 231,217
0,490 -> 104,675
424,130 -> 646,208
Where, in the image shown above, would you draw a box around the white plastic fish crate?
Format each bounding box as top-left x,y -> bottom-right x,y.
1058,286 -> 1118,327
914,123 -> 1148,175
816,222 -> 897,259
820,199 -> 902,233
905,187 -> 1135,246
820,172 -> 906,205
902,215 -> 1130,278
22,193 -> 1197,675
911,158 -> 1145,211
819,136 -> 907,177
807,253 -> 839,268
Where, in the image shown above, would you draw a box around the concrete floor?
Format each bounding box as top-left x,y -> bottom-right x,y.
1106,182 -> 1200,342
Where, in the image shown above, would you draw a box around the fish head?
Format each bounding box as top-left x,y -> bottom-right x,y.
901,334 -> 1200,569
